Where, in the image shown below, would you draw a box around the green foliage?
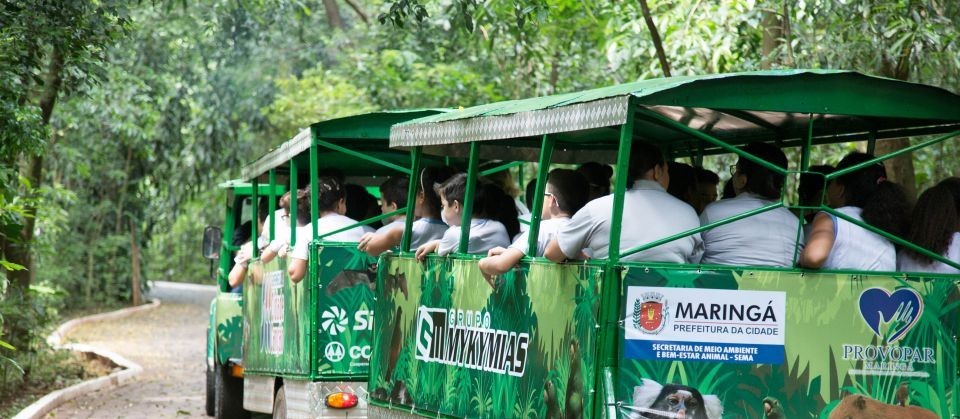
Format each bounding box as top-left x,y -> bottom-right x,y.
264,65 -> 377,136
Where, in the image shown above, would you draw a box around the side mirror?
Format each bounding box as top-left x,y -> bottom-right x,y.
202,226 -> 222,260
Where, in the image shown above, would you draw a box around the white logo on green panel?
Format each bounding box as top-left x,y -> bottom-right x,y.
321,306 -> 348,335
324,341 -> 345,362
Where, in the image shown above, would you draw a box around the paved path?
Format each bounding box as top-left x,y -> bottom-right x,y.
45,281 -> 217,419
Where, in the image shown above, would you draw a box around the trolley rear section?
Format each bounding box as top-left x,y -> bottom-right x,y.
369,70 -> 960,418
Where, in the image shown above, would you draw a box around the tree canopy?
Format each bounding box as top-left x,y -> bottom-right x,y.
0,0 -> 958,396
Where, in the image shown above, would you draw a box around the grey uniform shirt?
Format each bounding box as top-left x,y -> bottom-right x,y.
699,192 -> 804,267
556,179 -> 702,263
377,217 -> 449,250
290,214 -> 366,260
509,217 -> 570,257
437,218 -> 511,256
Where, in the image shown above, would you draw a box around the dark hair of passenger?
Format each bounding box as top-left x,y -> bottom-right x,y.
380,176 -> 409,208
627,142 -> 666,185
547,169 -> 590,214
833,152 -> 912,237
294,177 -> 345,226
667,161 -> 696,204
736,142 -> 788,200
695,167 -> 720,186
419,166 -> 457,218
345,184 -> 380,228
902,177 -> 960,265
577,162 -> 613,199
798,165 -> 835,207
721,179 -> 736,199
480,161 -> 520,198
435,173 -> 521,238
524,179 -> 537,211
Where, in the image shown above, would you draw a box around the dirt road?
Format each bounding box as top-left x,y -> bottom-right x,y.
45,281 -> 216,419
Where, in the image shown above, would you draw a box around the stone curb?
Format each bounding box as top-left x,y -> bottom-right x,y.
13,299 -> 162,419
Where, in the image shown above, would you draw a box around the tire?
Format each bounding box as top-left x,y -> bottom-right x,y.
272,385 -> 287,419
215,363 -> 250,419
205,361 -> 215,416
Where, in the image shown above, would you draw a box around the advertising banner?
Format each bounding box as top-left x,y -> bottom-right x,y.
313,244 -> 377,378
617,266 -> 958,419
370,256 -> 603,419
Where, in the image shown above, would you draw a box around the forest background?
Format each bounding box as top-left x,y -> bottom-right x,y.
0,0 -> 958,404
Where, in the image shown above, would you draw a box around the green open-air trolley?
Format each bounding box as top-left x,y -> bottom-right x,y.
368,70 -> 960,419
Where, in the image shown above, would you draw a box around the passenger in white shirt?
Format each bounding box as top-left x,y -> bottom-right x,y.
800,153 -> 911,271
898,177 -> 960,274
700,143 -> 803,267
479,169 -> 590,282
289,178 -> 368,282
415,174 -> 518,260
358,167 -> 456,256
545,142 -> 702,264
259,192 -> 292,264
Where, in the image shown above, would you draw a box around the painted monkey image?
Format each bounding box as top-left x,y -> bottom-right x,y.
631,378 -> 723,419
543,380 -> 562,419
828,394 -> 937,419
763,396 -> 786,419
565,338 -> 583,419
325,266 -> 376,296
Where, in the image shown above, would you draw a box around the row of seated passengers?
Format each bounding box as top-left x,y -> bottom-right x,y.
229,141 -> 959,289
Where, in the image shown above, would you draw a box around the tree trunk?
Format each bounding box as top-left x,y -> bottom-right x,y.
760,11 -> 782,70
341,0 -> 369,25
875,138 -> 917,200
638,0 -> 671,77
7,48 -> 64,296
322,0 -> 345,30
130,220 -> 142,306
875,47 -> 917,199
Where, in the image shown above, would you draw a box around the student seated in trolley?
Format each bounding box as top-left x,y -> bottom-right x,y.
228,197 -> 270,291
357,166 -> 456,256
478,169 -> 590,279
288,177 -> 369,282
415,173 -> 520,260
800,152 -> 912,271
699,143 -> 803,267
544,142 -> 702,263
898,177 -> 960,273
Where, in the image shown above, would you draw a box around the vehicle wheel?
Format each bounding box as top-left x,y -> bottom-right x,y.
215,363 -> 249,419
272,385 -> 287,419
205,361 -> 215,416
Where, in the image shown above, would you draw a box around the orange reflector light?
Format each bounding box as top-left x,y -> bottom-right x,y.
325,392 -> 359,409
229,364 -> 244,378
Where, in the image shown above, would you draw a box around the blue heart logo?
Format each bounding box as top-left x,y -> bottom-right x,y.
858,287 -> 923,344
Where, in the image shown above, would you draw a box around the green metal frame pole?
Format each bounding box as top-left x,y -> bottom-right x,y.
310,134 -> 320,241
314,139 -> 412,175
268,169 -> 277,241
290,159 -> 299,248
252,178 -> 259,258
866,130 -> 877,156
596,100 -> 636,419
517,162 -> 525,205
801,114 -> 813,171
218,194 -> 236,291
622,202 -> 785,258
308,130 -> 321,378
794,114 -> 816,266
527,135 -> 554,256
479,161 -> 524,177
827,130 -> 960,180
458,142 -> 481,254
401,148 -> 423,253
637,107 -> 788,176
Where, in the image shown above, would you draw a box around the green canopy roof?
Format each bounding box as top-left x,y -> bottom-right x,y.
241,109 -> 449,180
390,70 -> 960,161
